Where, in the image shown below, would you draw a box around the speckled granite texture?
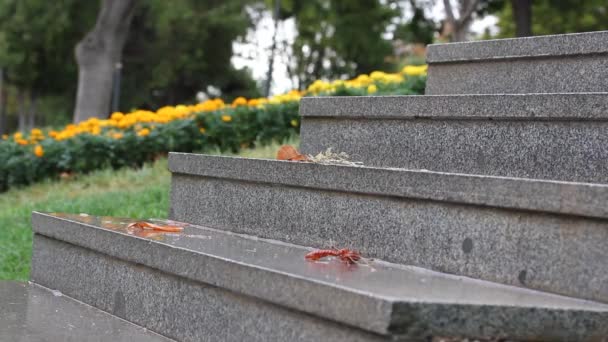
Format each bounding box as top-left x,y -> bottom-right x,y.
425,31 -> 608,94
30,214 -> 608,341
0,281 -> 174,342
31,236 -> 385,342
299,93 -> 608,120
299,94 -> 608,183
426,31 -> 608,63
168,154 -> 608,303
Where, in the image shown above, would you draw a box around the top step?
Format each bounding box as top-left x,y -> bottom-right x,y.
425,31 -> 608,94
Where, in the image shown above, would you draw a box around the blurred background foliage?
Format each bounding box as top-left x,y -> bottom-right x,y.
0,0 -> 606,134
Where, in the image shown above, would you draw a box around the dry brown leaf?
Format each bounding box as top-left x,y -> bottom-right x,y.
276,145 -> 310,161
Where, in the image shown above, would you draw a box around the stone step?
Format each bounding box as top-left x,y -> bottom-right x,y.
0,281 -> 174,342
298,93 -> 608,183
425,30 -> 608,94
168,153 -> 608,303
31,212 -> 608,342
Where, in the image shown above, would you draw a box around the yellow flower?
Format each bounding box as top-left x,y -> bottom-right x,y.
370,71 -> 385,81
332,80 -> 345,88
290,119 -> 299,127
16,138 -> 29,146
367,84 -> 378,94
34,145 -> 44,157
232,97 -> 247,107
137,128 -> 150,137
402,65 -> 428,76
355,74 -> 371,84
221,115 -> 232,122
112,132 -> 123,139
307,79 -> 330,93
111,112 -> 125,121
199,127 -> 206,134
1,134 -> 7,140
91,126 -> 101,135
213,98 -> 225,108
31,128 -> 43,136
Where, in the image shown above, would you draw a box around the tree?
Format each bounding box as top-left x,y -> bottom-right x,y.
0,0 -> 258,131
442,0 -> 480,41
489,0 -> 608,38
0,0 -> 95,131
511,0 -> 531,37
394,0 -> 436,45
73,0 -> 138,123
278,0 -> 400,89
0,68 -> 5,134
118,0 -> 259,109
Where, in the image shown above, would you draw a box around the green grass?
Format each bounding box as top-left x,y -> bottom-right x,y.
0,139 -> 296,281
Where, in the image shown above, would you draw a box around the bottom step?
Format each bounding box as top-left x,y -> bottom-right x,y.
0,281 -> 173,342
31,212 -> 608,342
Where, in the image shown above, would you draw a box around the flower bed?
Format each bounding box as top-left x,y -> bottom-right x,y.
0,66 -> 427,192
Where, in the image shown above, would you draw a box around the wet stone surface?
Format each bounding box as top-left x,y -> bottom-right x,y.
31,212 -> 608,341
0,281 -> 173,342
33,213 -> 608,309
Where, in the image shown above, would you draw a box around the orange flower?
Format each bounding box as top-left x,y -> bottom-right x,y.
221,115 -> 232,122
137,128 -> 150,137
111,112 -> 125,121
34,145 -> 44,157
232,97 -> 247,107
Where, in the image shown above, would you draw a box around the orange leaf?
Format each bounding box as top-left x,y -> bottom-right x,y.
127,221 -> 184,232
277,145 -> 310,161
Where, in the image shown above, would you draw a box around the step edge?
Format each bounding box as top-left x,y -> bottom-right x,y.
167,153 -> 608,220
31,212 -> 608,337
32,233 -> 608,341
298,93 -> 608,120
31,211 -> 395,335
426,30 -> 608,63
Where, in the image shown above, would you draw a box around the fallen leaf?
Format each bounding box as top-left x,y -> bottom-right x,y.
127,221 -> 184,232
277,145 -> 310,161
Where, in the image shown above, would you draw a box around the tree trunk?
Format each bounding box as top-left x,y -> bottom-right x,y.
17,90 -> 27,132
512,0 -> 532,37
265,0 -> 281,97
443,0 -> 479,42
73,0 -> 138,123
27,91 -> 37,130
0,68 -> 5,135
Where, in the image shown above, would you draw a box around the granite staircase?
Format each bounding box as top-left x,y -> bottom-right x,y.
23,31 -> 608,341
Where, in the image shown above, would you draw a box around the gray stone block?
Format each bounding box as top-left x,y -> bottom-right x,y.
168,153 -> 608,303
31,213 -> 608,341
299,94 -> 608,183
31,235 -> 384,342
425,31 -> 608,94
0,281 -> 173,342
426,31 -> 608,63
